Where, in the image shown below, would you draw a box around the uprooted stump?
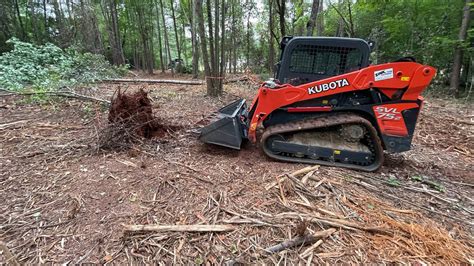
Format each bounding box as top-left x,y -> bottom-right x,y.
108,88 -> 155,138
98,88 -> 171,150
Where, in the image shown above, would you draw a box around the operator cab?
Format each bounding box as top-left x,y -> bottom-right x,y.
275,36 -> 371,85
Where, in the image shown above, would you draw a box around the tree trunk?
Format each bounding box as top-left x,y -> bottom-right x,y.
450,0 -> 471,97
215,0 -> 220,78
29,0 -> 39,43
191,0 -> 199,78
246,0 -> 251,67
102,0 -> 125,65
78,0 -> 104,54
336,0 -> 344,37
52,0 -> 71,47
112,0 -> 125,65
136,3 -> 153,74
14,0 -> 26,40
306,0 -> 320,36
43,0 -> 48,40
268,0 -> 275,73
159,0 -> 173,74
154,0 -> 165,72
179,21 -> 188,63
347,0 -> 354,37
207,0 -> 216,90
316,0 -> 324,36
294,0 -> 304,36
219,0 -> 226,86
231,0 -> 237,73
227,0 -> 232,73
277,0 -> 286,37
196,0 -> 217,95
170,0 -> 181,59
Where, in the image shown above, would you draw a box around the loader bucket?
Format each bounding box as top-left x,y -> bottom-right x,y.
199,99 -> 248,150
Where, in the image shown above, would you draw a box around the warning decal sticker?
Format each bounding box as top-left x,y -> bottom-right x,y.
374,68 -> 394,81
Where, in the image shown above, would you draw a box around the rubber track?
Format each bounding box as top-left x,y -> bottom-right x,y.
260,113 -> 384,172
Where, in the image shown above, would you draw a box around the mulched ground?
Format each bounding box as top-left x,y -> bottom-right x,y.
0,74 -> 473,264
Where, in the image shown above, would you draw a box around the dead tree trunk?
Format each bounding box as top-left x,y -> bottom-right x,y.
450,0 -> 471,97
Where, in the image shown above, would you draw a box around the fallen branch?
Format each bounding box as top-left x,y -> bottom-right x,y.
105,78 -> 204,85
0,88 -> 110,104
265,228 -> 336,254
105,76 -> 253,85
224,76 -> 252,84
275,212 -> 393,235
301,170 -> 315,184
0,119 -> 30,130
122,224 -> 235,233
457,119 -> 474,125
300,228 -> 337,258
265,165 -> 320,190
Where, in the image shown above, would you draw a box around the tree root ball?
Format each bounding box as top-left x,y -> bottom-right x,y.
108,88 -> 156,138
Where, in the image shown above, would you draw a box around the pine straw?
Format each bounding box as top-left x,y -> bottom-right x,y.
349,195 -> 472,263
260,169 -> 474,264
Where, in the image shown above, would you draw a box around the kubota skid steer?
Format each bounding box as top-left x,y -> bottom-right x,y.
199,36 -> 436,171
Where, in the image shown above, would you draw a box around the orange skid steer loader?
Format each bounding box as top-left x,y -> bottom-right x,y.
199,37 -> 436,171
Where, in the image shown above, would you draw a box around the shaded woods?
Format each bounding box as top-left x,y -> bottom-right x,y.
0,0 -> 472,96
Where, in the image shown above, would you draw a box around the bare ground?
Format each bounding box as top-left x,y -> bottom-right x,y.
0,75 -> 473,264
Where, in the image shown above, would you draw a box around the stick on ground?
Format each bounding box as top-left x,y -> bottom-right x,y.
122,224 -> 235,233
265,228 -> 336,254
105,78 -> 204,85
266,165 -> 320,190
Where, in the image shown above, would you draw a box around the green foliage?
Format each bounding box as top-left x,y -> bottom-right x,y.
0,38 -> 126,91
348,0 -> 466,87
387,177 -> 401,187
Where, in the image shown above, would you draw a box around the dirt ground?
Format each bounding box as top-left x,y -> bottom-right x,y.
1,74 -> 473,264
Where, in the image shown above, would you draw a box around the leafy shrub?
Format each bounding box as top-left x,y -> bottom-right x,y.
0,38 -> 127,91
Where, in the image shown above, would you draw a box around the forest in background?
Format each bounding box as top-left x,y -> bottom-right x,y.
0,0 -> 472,97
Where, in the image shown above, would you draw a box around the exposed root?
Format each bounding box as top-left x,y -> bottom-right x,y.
99,88 -> 181,150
